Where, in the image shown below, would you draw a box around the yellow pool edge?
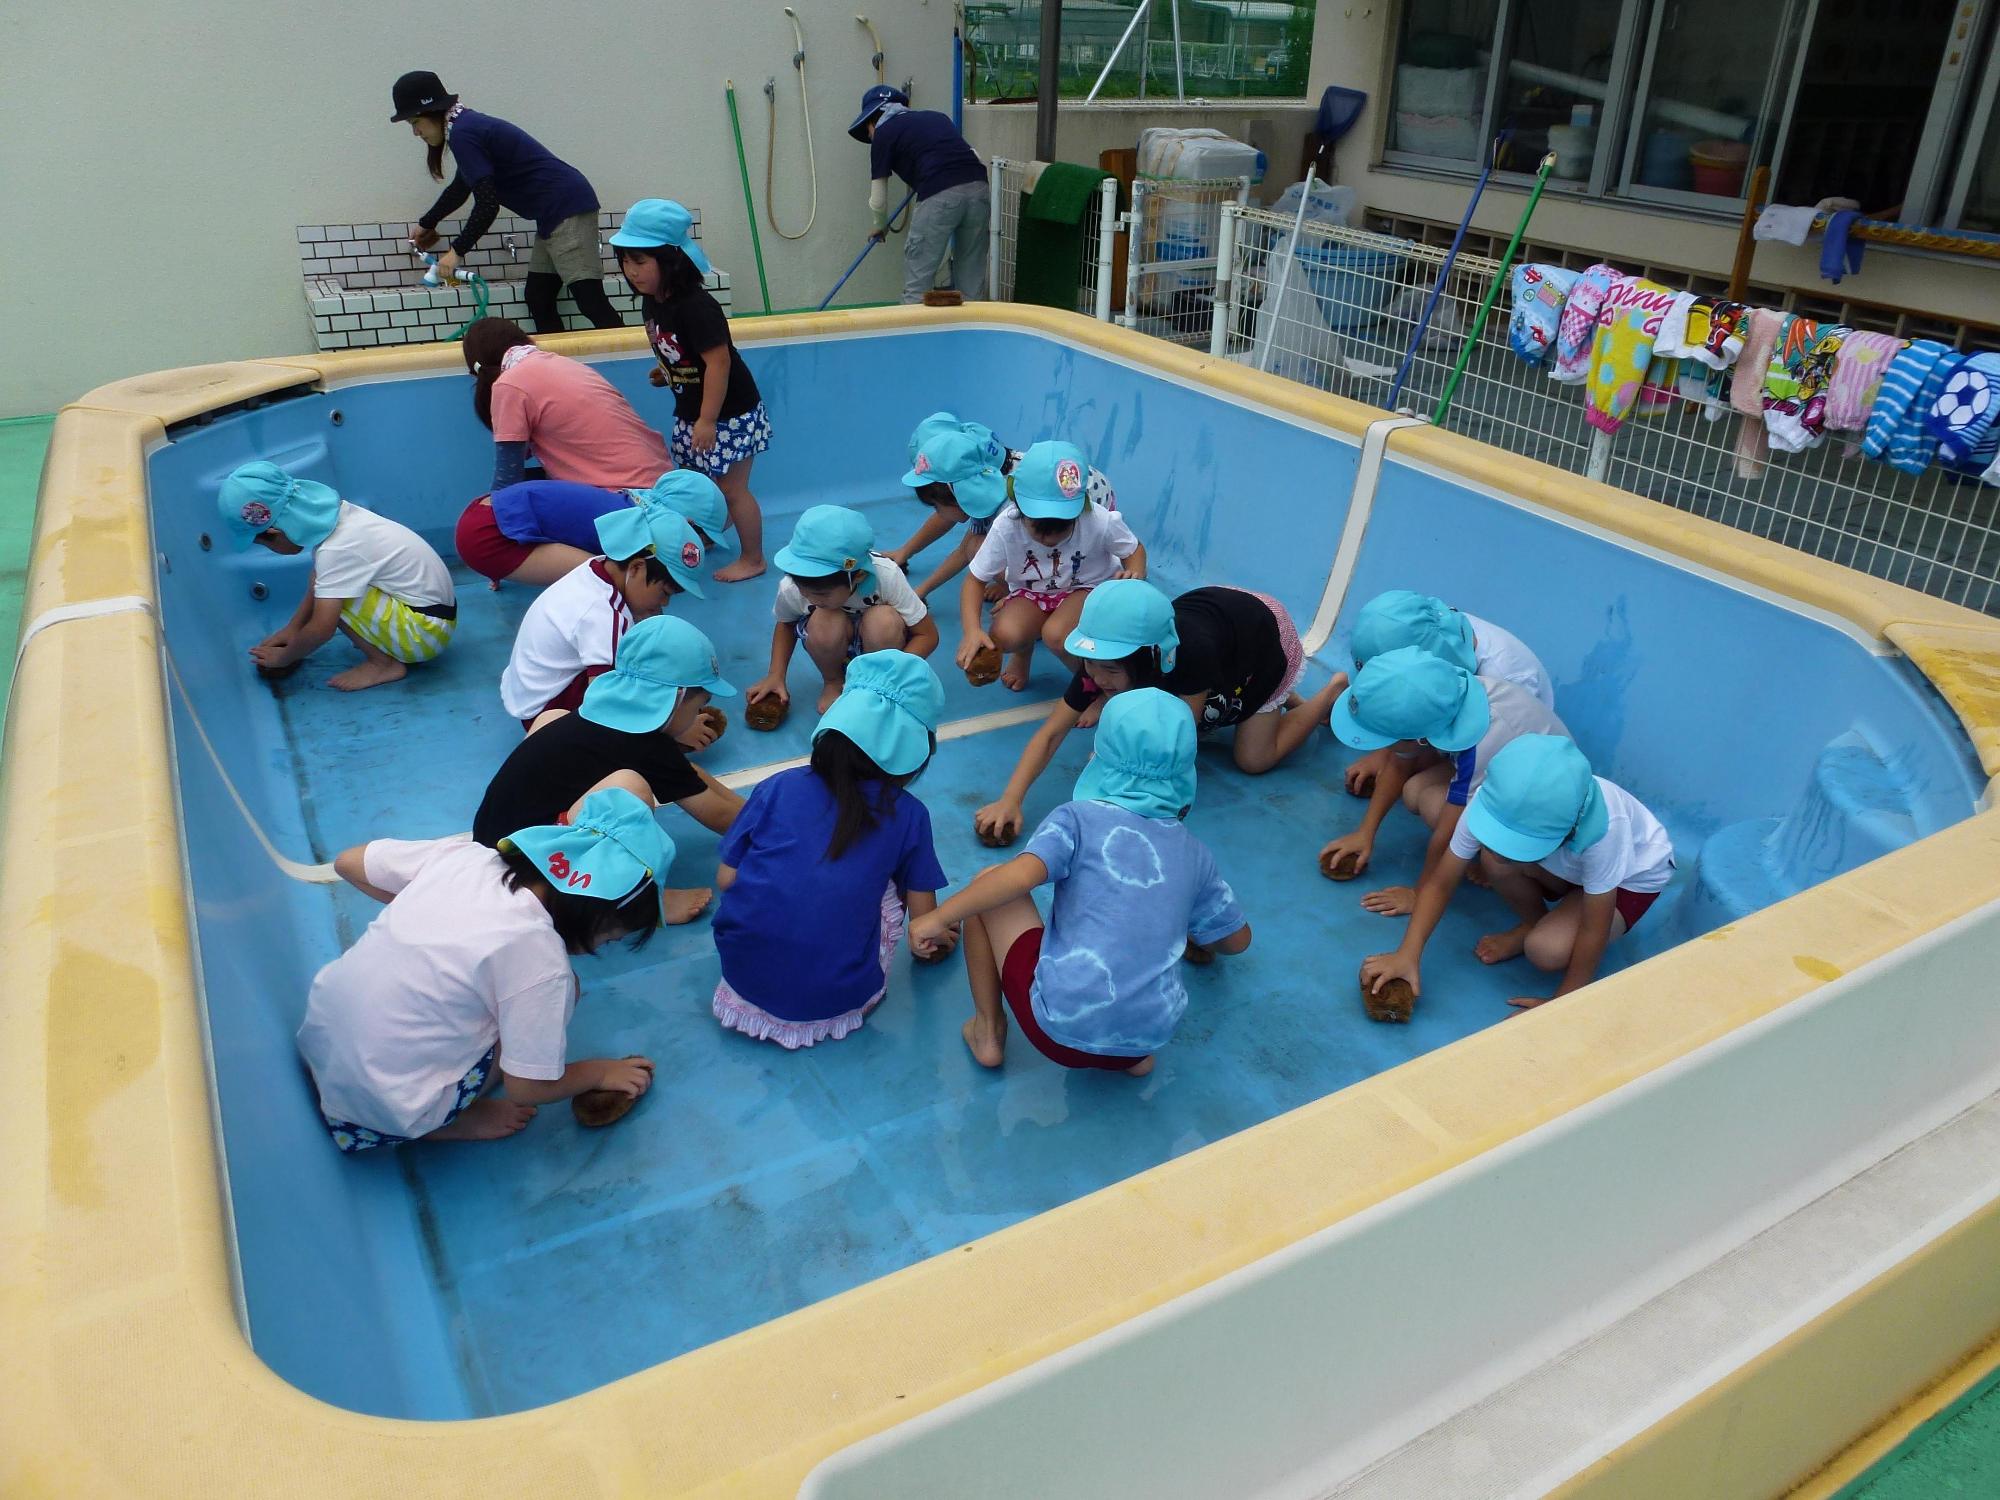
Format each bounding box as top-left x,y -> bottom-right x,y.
9,304 -> 2000,1498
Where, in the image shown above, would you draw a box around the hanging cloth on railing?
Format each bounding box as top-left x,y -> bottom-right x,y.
1549,264 -> 1619,385
1862,340 -> 1960,474
1928,352 -> 2000,471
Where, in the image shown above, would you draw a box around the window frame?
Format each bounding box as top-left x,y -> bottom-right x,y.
1940,7 -> 2000,229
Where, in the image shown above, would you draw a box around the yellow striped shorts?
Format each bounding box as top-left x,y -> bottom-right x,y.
339,587 -> 456,664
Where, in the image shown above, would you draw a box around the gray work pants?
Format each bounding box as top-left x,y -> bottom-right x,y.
901,179 -> 989,302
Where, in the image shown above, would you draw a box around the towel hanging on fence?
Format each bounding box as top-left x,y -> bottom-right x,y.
1508,263 -> 1578,364
1729,308 -> 1786,478
1821,331 -> 1904,435
1549,264 -> 1619,384
1928,352 -> 2000,470
1862,340 -> 1960,474
1584,277 -> 1679,434
1763,320 -> 1849,454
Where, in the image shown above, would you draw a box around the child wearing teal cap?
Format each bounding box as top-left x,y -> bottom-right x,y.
750,504 -> 938,717
612,198 -> 770,583
913,688 -> 1251,1075
1361,736 -> 1673,1015
475,616 -> 745,924
300,787 -> 670,1150
955,440 -> 1144,693
1321,646 -> 1569,918
711,652 -> 952,1048
220,461 -> 457,692
500,499 -> 711,726
1340,589 -> 1552,800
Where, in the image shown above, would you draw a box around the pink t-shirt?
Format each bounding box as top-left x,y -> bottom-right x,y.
488,348 -> 672,489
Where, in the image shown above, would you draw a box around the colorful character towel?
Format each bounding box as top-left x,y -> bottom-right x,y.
1584,277 -> 1679,435
1509,263 -> 1581,364
1928,352 -> 2000,471
1821,331 -> 1904,434
1763,319 -> 1849,454
1550,264 -> 1620,385
1862,340 -> 1960,475
1686,299 -> 1751,371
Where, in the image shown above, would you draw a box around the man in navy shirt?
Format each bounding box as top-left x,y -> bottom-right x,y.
847,85 -> 989,303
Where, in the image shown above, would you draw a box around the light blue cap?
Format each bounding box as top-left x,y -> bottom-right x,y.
1350,590 -> 1476,673
903,428 -> 1009,519
1074,687 -> 1196,821
814,650 -> 945,775
1065,579 -> 1180,673
906,411 -> 963,466
582,615 -> 737,734
774,504 -> 878,590
217,461 -> 342,550
607,198 -> 713,277
1330,645 -> 1491,752
1464,735 -> 1608,862
594,501 -> 708,597
503,787 -> 673,905
636,469 -> 739,567
1009,440 -> 1092,521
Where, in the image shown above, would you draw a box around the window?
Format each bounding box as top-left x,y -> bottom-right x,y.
1382,0 -> 2000,235
962,1 -> 1318,103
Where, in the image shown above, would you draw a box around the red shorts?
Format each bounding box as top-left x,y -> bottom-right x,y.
1614,887 -> 1662,931
999,928 -> 1150,1072
518,666 -> 607,732
456,497 -> 537,583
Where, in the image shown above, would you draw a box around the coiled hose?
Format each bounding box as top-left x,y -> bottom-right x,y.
764,6 -> 818,241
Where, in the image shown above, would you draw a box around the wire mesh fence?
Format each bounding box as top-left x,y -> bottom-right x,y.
1217,206 -> 2000,616
987,159 -> 1115,317
1121,175 -> 1253,346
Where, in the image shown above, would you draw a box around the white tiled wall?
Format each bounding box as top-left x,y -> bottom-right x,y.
297,207 -> 731,350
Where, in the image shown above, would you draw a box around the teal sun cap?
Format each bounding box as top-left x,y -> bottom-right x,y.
1074,686 -> 1197,821
504,786 -> 674,905
607,199 -> 713,277
903,427 -> 1009,519
217,461 -> 343,550
814,649 -> 945,775
582,615 -> 737,735
906,410 -> 964,466
774,504 -> 878,589
1009,440 -> 1092,522
1064,579 -> 1180,673
1464,734 -> 1609,862
1331,645 -> 1491,752
636,469 -> 740,567
594,499 -> 709,597
1350,589 -> 1477,673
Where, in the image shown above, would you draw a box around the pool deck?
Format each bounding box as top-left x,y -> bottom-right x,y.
0,416 -> 51,710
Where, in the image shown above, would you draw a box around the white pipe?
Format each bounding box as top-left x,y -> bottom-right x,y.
1087,0 -> 1152,103
1169,0 -> 1184,103
988,160 -> 1006,300
1209,206 -> 1237,356
1585,427 -> 1615,485
1093,175 -> 1118,323
1255,166 -> 1317,373
1121,180 -> 1146,329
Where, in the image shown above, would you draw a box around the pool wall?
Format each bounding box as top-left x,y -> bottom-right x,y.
7,306 -> 2000,1496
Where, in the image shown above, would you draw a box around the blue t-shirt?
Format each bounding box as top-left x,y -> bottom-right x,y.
488,480 -> 631,551
1023,801 -> 1244,1056
870,109 -> 988,200
713,767 -> 948,1021
446,108 -> 599,236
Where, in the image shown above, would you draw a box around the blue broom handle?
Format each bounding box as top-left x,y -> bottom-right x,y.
818,190 -> 918,310
1385,131 -> 1508,411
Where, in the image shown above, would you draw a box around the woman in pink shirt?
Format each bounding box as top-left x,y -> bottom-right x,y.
462,318 -> 671,492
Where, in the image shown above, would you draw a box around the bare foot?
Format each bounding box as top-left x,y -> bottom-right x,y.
962,1016 -> 1006,1068
1475,926 -> 1530,964
1182,938 -> 1215,965
425,1097 -> 536,1141
816,681 -> 843,714
329,658 -> 408,691
488,578 -> 502,592
713,558 -> 767,584
1001,650 -> 1031,691
1124,1055 -> 1155,1077
661,886 -> 714,925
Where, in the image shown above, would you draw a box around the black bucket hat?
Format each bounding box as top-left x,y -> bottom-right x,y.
390,70 -> 459,122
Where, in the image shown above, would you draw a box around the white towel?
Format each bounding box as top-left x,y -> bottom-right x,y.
1753,205 -> 1820,245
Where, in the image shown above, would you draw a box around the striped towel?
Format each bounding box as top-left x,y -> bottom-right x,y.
1862,339 -> 1960,474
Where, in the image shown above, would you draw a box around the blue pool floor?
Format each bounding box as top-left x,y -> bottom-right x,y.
261,493 -> 1685,1416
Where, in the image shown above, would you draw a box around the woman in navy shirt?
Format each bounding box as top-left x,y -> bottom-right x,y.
848,84 -> 989,303
390,70 -> 620,332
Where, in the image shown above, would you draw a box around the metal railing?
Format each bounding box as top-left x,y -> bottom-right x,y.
987,158 -> 1117,319
1121,175 -> 1253,345
1216,205 -> 2000,616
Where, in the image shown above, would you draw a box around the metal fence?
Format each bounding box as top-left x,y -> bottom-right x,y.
987,158 -> 1117,317
1121,175 -> 1254,345
1215,205 -> 2000,616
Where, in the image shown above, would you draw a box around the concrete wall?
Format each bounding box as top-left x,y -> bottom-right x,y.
0,0 -> 954,416
1302,4 -> 2000,327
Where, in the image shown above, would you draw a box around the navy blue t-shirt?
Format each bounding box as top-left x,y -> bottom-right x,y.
713,767 -> 947,1020
446,108 -> 598,235
869,109 -> 988,200
489,480 -> 632,551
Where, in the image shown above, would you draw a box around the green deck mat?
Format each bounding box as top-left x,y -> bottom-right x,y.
0,415 -> 53,715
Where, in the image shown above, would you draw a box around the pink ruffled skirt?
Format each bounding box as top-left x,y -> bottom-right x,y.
711,884 -> 905,1049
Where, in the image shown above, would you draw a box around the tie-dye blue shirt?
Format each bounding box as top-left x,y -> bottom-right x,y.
1023,800 -> 1245,1056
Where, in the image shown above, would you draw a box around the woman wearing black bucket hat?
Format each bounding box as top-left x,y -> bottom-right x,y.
391,70 -> 621,333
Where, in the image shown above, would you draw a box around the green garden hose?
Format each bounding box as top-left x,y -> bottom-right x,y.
446,272 -> 490,342
1432,152 -> 1557,425
726,81 -> 774,314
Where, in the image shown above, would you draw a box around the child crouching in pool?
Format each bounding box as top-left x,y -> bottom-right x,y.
955,441 -> 1143,692
220,461 -> 456,691
749,504 -> 937,717
911,688 -> 1251,1075
711,651 -> 952,1047
299,787 -> 669,1150
1360,736 -> 1674,1013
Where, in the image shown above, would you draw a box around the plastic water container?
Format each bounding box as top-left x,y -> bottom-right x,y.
1689,140 -> 1750,197
1547,123 -> 1597,180
1136,127 -> 1267,184
1293,243 -> 1409,332
1639,129 -> 1696,189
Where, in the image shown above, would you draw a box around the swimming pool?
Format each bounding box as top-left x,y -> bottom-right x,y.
10,306 -> 2000,1496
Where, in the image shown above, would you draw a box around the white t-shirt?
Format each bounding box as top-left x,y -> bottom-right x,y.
773,553 -> 928,627
968,503 -> 1140,594
1452,775 -> 1675,894
1463,611 -> 1553,709
501,558 -> 633,720
1442,677 -> 1570,807
297,838 -> 575,1138
312,502 -> 455,607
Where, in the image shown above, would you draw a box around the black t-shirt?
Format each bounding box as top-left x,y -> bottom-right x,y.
642,289 -> 762,425
1063,586 -> 1287,731
473,711 -> 706,848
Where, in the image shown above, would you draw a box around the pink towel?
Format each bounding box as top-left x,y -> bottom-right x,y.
1550,264 -> 1621,385
1730,308 -> 1785,478
1823,331 -> 1905,433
